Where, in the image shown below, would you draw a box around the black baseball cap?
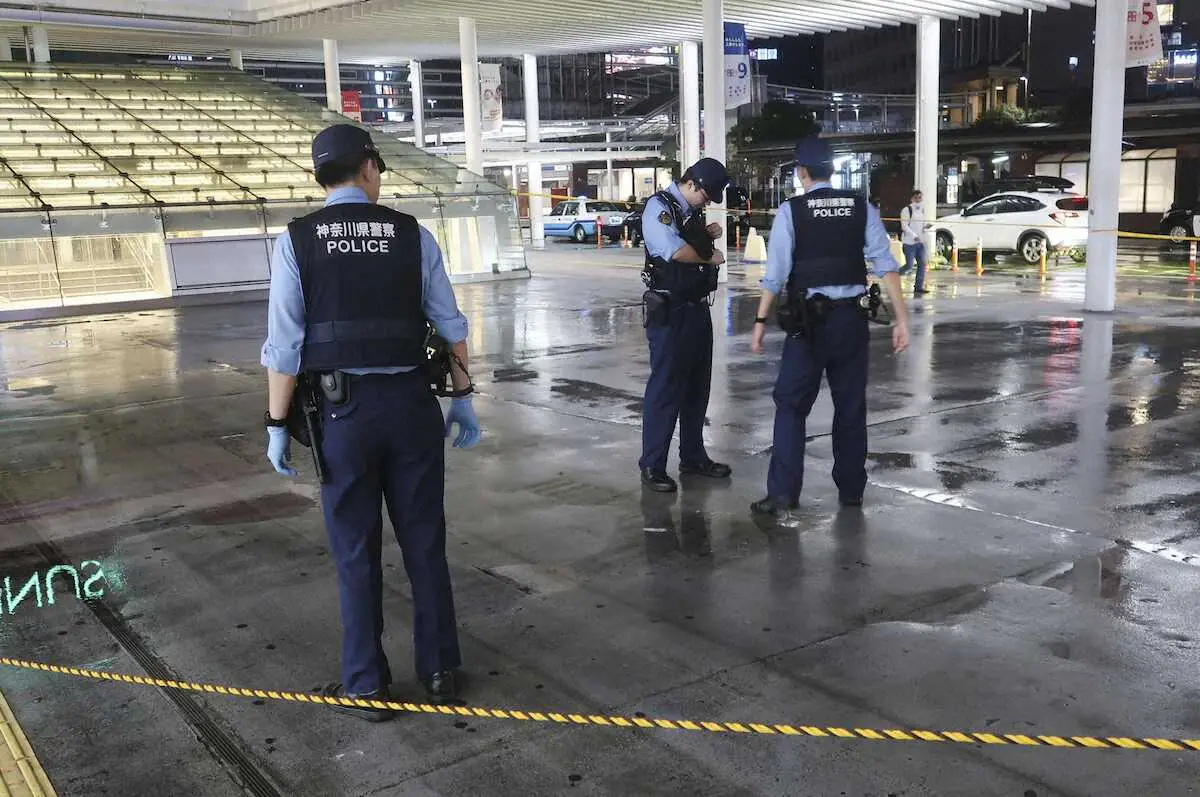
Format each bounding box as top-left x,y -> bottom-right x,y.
686,157 -> 731,204
311,124 -> 386,171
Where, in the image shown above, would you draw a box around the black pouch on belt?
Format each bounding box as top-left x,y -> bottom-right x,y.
643,289 -> 670,328
319,370 -> 350,406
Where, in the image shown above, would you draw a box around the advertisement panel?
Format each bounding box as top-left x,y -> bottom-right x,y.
725,22 -> 751,110
341,90 -> 362,122
1127,0 -> 1164,67
480,63 -> 503,132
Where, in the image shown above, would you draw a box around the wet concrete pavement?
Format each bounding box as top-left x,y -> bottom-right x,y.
3,248 -> 1200,795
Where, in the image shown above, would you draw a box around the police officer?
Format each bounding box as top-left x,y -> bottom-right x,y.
639,157 -> 733,493
749,137 -> 910,517
260,124 -> 481,721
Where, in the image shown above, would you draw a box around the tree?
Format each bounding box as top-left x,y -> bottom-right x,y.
730,100 -> 820,148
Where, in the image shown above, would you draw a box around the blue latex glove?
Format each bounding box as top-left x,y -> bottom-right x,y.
267,425 -> 298,476
444,398 -> 481,449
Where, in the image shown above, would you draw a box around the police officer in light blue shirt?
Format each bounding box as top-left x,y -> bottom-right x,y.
637,158 -> 733,493
748,136 -> 910,519
260,124 -> 480,721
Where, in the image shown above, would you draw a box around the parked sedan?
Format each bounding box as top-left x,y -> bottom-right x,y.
1160,203 -> 1198,243
934,191 -> 1089,265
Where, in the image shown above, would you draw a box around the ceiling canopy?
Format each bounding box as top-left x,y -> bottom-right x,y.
0,0 -> 1095,64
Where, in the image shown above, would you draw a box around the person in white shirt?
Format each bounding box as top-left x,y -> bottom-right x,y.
899,189 -> 930,296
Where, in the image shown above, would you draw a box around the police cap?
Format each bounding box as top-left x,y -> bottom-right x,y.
685,157 -> 731,204
793,136 -> 835,170
311,124 -> 386,171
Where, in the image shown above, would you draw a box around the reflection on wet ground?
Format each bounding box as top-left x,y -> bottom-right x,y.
4,254 -> 1200,795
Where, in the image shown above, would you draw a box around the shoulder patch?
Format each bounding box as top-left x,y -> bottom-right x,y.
657,210 -> 673,225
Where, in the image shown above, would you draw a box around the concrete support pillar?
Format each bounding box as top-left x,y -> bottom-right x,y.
0,37 -> 11,62
31,26 -> 49,64
322,39 -> 341,113
1006,82 -> 1017,107
230,50 -> 244,71
409,60 -> 425,147
524,53 -> 544,248
702,0 -> 727,266
605,131 -> 614,201
459,17 -> 483,176
916,16 -> 940,256
1085,0 -> 1124,313
679,41 -> 700,171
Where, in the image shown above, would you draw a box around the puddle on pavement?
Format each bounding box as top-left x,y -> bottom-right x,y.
549,378 -> 642,407
491,367 -> 539,383
866,452 -> 996,490
1030,547 -> 1132,606
181,492 -> 315,525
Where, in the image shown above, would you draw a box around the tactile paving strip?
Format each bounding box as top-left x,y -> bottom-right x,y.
0,690 -> 55,797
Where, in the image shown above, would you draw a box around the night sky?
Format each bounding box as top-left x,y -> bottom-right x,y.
748,35 -> 824,89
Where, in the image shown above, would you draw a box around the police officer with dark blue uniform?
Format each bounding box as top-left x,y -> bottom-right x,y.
639,157 -> 734,493
749,137 -> 910,518
261,124 -> 481,721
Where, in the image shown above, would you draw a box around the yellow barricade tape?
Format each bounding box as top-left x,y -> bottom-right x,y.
502,190 -> 1200,244
2,656 -> 1198,752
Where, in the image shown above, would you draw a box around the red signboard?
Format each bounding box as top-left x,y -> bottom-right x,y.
341,90 -> 362,121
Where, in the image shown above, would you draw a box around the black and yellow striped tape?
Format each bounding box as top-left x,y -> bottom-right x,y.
2,656 -> 1197,751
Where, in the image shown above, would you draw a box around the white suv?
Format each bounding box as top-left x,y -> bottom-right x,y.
934,191 -> 1089,265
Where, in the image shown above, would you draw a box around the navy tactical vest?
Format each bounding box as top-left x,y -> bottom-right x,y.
289,203 -> 426,371
786,187 -> 869,296
642,189 -> 719,302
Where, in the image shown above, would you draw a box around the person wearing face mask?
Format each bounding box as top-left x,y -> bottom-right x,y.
899,189 -> 930,296
260,124 -> 479,721
637,157 -> 734,493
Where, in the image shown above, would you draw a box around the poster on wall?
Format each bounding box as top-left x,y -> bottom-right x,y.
1126,0 -> 1163,67
725,22 -> 751,109
341,90 -> 362,121
480,63 -> 503,132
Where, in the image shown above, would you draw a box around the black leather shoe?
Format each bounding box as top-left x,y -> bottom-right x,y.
750,496 -> 798,515
839,494 -> 863,507
422,670 -> 460,703
680,459 -> 732,478
317,683 -> 395,723
641,468 -> 677,493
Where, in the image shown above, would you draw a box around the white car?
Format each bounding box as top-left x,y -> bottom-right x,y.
543,197 -> 632,243
934,191 -> 1089,265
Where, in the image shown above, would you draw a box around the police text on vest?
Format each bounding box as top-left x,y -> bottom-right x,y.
807,196 -> 855,218
316,220 -> 395,254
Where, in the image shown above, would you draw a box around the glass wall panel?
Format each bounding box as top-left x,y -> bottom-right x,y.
0,60 -> 526,308
0,211 -> 60,310
48,206 -> 170,305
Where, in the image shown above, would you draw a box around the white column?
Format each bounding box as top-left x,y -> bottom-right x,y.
523,53 -> 544,248
322,39 -> 341,113
459,17 -> 484,176
1085,0 -> 1125,313
0,38 -> 11,62
30,26 -> 49,64
230,50 -> 244,71
409,60 -> 425,147
702,0 -> 728,268
604,131 -> 614,201
679,41 -> 700,171
916,16 -> 940,256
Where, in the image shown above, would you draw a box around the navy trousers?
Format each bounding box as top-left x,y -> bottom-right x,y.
639,302 -> 713,471
767,304 -> 870,503
318,371 -> 460,695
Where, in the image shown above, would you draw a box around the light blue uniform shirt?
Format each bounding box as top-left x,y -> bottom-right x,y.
260,185 -> 469,376
642,182 -> 694,261
761,181 -> 899,299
